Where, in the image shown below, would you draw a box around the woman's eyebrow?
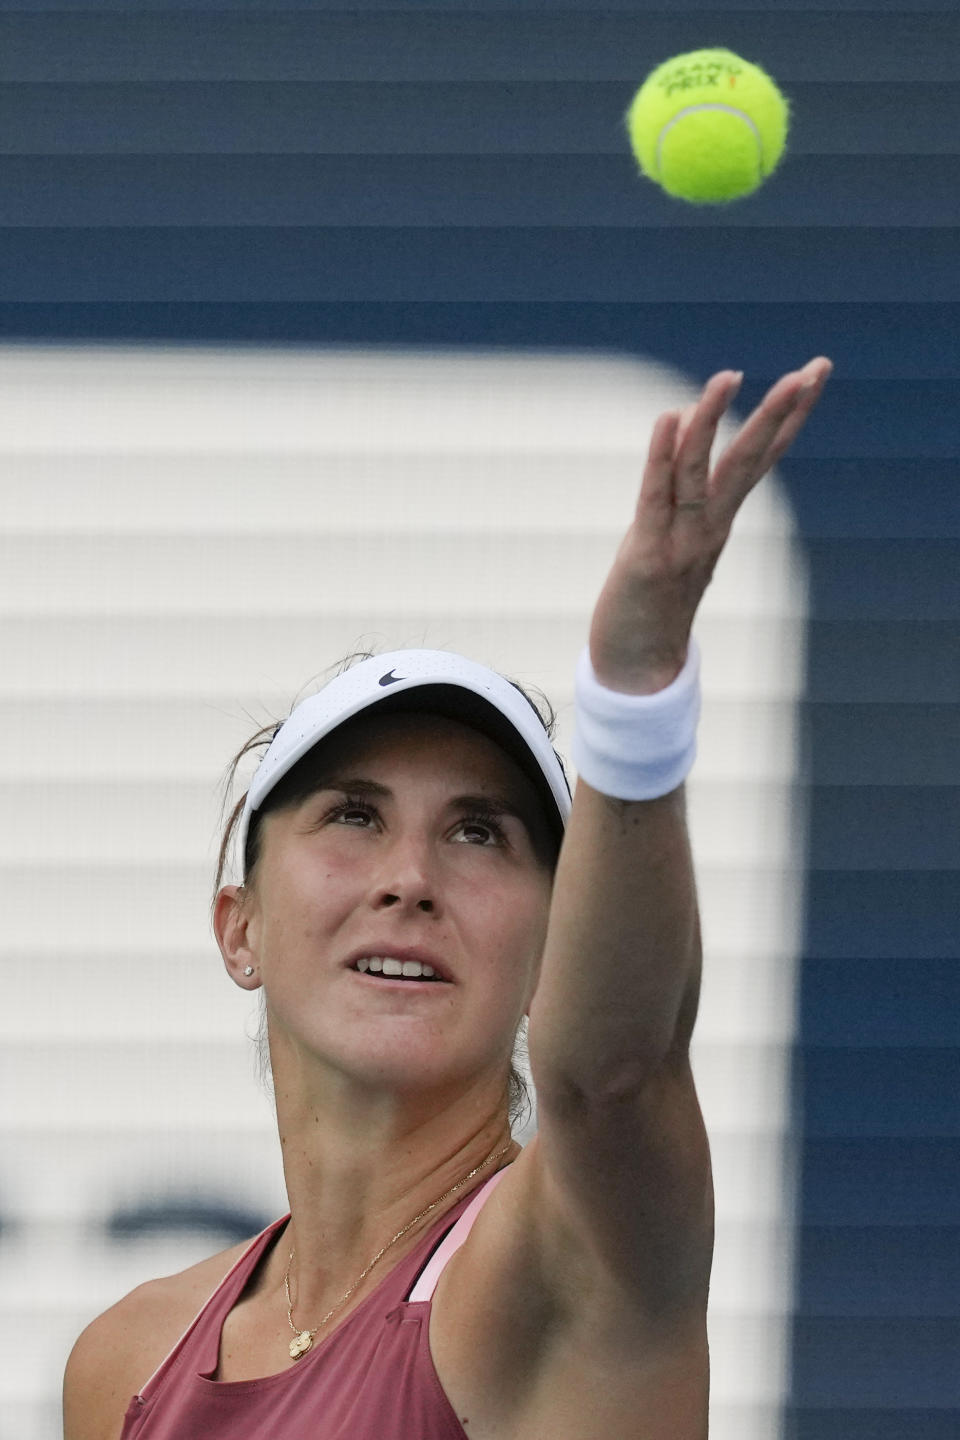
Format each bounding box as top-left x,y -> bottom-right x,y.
312,775 -> 391,800
313,775 -> 530,826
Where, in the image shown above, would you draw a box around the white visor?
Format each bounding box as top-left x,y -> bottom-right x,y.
236,649 -> 572,876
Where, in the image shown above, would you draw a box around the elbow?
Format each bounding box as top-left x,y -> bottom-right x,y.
531,1040 -> 669,1109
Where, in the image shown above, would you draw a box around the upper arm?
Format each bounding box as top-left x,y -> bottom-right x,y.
63,1289 -> 150,1440
528,1046 -> 714,1329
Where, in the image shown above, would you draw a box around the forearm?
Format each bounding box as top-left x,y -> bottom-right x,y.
525,354 -> 831,1102
527,775 -> 702,1102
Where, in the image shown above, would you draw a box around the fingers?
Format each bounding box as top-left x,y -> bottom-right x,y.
751,372 -> 828,475
635,410 -> 682,528
636,371 -> 740,537
672,371 -> 743,508
711,357 -> 833,518
636,357 -> 833,536
673,402 -> 698,459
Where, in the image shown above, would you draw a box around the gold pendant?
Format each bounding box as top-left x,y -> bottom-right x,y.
289,1330 -> 313,1360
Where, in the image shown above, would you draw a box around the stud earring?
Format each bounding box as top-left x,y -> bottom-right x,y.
244,966 -> 254,977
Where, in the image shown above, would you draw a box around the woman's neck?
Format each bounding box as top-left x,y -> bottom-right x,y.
264,1075 -> 518,1325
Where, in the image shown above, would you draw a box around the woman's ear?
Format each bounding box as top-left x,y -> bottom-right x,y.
215,884 -> 260,989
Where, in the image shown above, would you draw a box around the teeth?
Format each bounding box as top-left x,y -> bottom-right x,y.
354,956 -> 439,980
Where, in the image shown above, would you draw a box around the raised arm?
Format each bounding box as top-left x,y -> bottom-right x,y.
506,358 -> 832,1339
529,356 -> 832,1101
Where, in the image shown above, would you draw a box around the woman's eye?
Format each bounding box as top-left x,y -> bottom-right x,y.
457,820 -> 503,845
327,798 -> 376,826
325,799 -> 503,846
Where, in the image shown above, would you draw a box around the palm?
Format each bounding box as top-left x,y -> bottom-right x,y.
588,357 -> 833,694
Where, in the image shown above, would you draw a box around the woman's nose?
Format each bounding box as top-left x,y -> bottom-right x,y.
371,834 -> 439,913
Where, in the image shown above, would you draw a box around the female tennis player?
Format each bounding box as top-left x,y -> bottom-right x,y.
63,355 -> 832,1439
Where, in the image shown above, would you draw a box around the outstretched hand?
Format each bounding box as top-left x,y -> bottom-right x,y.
588,356 -> 834,694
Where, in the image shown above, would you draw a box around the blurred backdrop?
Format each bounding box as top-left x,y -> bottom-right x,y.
0,5 -> 957,1440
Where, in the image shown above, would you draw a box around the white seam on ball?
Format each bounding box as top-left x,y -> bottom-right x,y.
656,103 -> 763,177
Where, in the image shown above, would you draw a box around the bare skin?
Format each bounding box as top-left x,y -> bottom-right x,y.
63,355 -> 832,1440
215,709 -> 554,1335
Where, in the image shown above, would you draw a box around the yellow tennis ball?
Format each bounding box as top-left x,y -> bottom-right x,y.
625,48 -> 790,204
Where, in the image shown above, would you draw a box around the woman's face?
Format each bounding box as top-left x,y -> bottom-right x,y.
230,710 -> 555,1104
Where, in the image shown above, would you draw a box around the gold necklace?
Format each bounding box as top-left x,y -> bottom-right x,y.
282,1139 -> 514,1360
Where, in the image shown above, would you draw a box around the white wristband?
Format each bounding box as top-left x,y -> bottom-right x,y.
571,638 -> 701,800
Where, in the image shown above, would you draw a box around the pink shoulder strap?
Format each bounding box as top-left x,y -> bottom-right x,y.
408,1167 -> 510,1304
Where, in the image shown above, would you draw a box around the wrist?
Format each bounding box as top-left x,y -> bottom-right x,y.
588,650 -> 688,695
571,638 -> 702,801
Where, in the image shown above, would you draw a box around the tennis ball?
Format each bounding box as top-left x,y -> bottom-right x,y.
625,48 -> 790,204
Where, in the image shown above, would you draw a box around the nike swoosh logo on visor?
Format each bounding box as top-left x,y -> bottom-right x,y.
378,670 -> 406,686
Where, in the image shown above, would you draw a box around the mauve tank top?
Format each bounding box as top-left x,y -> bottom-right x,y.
119,1165 -> 511,1440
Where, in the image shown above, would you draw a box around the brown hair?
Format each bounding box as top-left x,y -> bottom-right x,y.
214,645 -> 570,1132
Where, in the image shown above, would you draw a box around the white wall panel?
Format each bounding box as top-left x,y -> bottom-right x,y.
0,451 -> 793,536
0,530 -> 807,618
0,697 -> 808,781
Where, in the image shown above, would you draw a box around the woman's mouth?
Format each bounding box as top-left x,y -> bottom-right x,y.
351,956 -> 451,987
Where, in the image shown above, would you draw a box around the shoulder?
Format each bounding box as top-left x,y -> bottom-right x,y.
431,1074 -> 712,1434
472,1063 -> 713,1334
62,1236 -> 254,1440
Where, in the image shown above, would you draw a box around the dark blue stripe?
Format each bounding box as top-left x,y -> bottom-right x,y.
784,465 -> 960,540
0,12 -> 954,82
805,872 -> 960,956
806,790 -> 960,869
0,155 -> 957,228
3,0 -> 957,11
0,81 -> 954,157
785,1413 -> 960,1440
0,228 -> 956,301
794,1049 -> 960,1137
796,1227 -> 960,1315
805,625 -> 960,703
804,544 -> 960,617
0,304 -> 954,383
802,707 -> 960,784
800,961 -> 960,1045
748,387 -> 960,460
790,1317 -> 960,1405
799,1141 -> 960,1224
